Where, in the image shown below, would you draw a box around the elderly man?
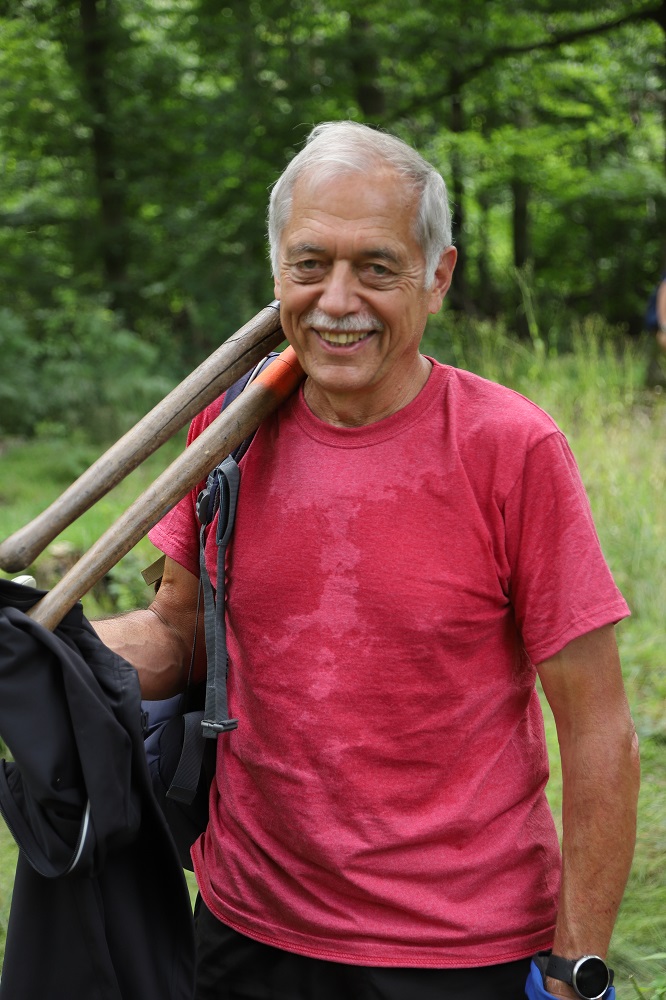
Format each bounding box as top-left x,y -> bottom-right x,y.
96,122 -> 639,1000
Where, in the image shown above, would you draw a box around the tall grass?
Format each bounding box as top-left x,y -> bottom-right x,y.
0,316 -> 664,994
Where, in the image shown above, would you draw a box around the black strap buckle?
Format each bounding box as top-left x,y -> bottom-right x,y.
201,718 -> 238,737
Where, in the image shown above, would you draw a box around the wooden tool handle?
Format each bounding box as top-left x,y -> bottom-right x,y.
28,347 -> 304,631
0,302 -> 284,573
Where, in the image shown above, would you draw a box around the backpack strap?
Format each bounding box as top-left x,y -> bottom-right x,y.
164,353 -> 277,806
141,352 -> 280,593
198,455 -> 240,737
221,352 -> 279,461
164,456 -> 240,805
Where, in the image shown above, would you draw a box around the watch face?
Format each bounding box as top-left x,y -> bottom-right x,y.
573,956 -> 610,999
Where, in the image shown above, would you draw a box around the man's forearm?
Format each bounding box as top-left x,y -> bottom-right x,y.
94,556 -> 206,699
94,609 -> 192,699
546,720 -> 640,996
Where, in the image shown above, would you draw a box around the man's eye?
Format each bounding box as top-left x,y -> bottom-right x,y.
361,262 -> 394,282
289,259 -> 325,281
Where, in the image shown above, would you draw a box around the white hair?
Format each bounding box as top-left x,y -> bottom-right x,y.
267,121 -> 453,288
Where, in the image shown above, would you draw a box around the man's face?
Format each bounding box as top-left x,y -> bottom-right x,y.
274,168 -> 456,424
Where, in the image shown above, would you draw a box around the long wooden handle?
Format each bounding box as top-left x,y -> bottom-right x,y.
28,348 -> 304,631
0,301 -> 284,573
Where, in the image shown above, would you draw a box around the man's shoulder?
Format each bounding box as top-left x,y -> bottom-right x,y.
432,360 -> 560,444
186,393 -> 227,444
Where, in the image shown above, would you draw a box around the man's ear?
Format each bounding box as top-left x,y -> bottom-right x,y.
428,246 -> 457,315
273,273 -> 281,299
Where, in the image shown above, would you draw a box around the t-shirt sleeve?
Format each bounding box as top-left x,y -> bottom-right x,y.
147,490 -> 201,578
147,396 -> 224,577
503,430 -> 629,664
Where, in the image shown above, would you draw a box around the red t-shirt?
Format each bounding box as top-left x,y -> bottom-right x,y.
149,360 -> 629,968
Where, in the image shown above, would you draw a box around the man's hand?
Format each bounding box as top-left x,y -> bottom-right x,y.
544,977 -> 578,998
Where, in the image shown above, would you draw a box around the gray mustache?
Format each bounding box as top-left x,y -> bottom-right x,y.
303,309 -> 384,333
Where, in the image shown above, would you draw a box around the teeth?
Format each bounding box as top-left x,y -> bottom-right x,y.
318,330 -> 370,345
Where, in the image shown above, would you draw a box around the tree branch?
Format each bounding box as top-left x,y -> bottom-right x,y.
392,3 -> 663,121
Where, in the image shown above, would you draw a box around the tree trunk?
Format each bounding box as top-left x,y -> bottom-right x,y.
477,189 -> 498,316
448,77 -> 470,314
512,176 -> 530,271
349,15 -> 386,119
77,0 -> 134,324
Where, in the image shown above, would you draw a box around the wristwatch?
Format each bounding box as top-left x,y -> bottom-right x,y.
537,952 -> 613,999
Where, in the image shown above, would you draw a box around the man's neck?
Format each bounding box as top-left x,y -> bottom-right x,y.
303,356 -> 432,428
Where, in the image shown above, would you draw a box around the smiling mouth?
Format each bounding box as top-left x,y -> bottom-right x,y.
303,307 -> 384,347
316,329 -> 373,346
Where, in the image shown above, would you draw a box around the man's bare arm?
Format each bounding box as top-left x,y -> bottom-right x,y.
537,624 -> 640,998
94,556 -> 207,699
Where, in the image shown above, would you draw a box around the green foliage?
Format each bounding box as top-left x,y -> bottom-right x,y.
0,428 -> 185,608
0,0 -> 665,410
0,303 -> 176,440
424,307 -> 646,425
629,954 -> 666,999
0,310 -> 40,433
0,826 -> 14,968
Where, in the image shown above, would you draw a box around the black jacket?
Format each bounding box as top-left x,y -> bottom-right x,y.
0,579 -> 195,999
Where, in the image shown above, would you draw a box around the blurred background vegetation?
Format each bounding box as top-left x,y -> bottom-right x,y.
1,0 -> 666,441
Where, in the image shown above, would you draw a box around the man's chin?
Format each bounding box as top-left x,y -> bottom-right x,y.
305,353 -> 377,385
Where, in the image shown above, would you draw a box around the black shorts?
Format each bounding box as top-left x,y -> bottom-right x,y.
194,897 -> 531,1000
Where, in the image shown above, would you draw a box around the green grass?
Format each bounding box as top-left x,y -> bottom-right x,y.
0,319 -> 665,994
0,430 -> 187,617
0,824 -> 14,961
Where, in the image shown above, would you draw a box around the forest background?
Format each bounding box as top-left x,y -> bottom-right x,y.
1,0 -> 666,436
0,0 -> 665,996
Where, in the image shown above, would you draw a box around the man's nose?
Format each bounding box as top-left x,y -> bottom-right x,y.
317,262 -> 359,316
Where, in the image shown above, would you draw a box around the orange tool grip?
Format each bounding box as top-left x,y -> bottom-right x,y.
254,345 -> 304,398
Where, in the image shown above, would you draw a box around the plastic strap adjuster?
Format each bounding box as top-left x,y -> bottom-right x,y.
201,718 -> 239,737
